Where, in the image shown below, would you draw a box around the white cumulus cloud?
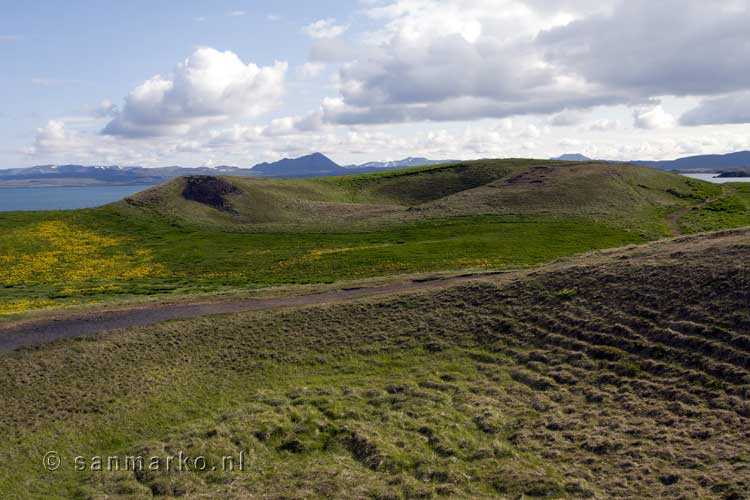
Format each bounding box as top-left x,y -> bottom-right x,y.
633,106 -> 676,130
295,0 -> 750,131
33,120 -> 68,149
18,0 -> 750,167
311,0 -> 619,126
102,47 -> 287,138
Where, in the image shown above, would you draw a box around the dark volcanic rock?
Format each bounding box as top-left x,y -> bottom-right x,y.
181,176 -> 239,212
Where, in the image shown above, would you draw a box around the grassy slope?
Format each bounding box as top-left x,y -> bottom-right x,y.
1,159 -> 747,317
1,228 -> 748,499
679,183 -> 750,233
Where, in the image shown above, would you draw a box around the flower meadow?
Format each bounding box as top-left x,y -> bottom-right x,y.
0,220 -> 164,314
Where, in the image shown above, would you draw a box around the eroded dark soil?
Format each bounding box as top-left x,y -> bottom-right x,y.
181,176 -> 239,211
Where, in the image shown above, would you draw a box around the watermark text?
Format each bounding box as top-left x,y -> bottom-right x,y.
43,451 -> 249,473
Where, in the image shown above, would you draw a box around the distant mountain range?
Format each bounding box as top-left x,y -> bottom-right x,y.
630,151 -> 750,171
0,164 -> 253,187
345,157 -> 459,170
250,154 -> 459,177
551,154 -> 593,162
251,153 -> 349,178
552,151 -> 750,172
3,150 -> 749,188
0,154 -> 458,187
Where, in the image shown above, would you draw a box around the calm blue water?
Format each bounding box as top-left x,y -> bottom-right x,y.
682,173 -> 750,184
0,185 -> 155,212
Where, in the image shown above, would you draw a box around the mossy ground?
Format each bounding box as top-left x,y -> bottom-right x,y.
1,228 -> 748,499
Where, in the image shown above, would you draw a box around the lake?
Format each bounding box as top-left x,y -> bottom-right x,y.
0,184 -> 155,212
682,173 -> 750,184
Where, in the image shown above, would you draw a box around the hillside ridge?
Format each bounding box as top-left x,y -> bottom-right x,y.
121,159 -> 723,230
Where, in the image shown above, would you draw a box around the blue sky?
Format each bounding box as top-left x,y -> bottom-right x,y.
0,1 -> 344,162
2,0 -> 750,167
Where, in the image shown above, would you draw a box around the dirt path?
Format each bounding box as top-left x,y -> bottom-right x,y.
0,272 -> 504,352
667,188 -> 733,236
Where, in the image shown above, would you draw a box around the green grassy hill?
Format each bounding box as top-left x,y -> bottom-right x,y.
1,159 -> 748,316
1,227 -> 748,499
122,159 -> 719,230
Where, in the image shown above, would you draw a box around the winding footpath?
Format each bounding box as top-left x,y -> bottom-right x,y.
667,187 -> 735,236
0,272 -> 502,352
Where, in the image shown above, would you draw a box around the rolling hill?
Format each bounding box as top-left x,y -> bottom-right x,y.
1,159 -> 748,317
1,227 -> 748,498
123,159 -> 719,228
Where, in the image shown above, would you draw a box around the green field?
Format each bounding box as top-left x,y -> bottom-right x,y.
678,183 -> 750,233
1,228 -> 748,499
1,159 -> 748,317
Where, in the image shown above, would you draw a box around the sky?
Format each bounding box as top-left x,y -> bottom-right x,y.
1,0 -> 750,168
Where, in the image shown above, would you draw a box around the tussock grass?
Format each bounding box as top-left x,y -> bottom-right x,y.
0,228 -> 748,498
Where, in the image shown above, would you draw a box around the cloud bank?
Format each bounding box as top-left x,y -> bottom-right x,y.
681,92 -> 750,126
311,0 -> 750,128
21,0 -> 750,166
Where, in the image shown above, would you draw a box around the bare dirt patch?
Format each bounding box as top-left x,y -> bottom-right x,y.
0,272 -> 506,352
